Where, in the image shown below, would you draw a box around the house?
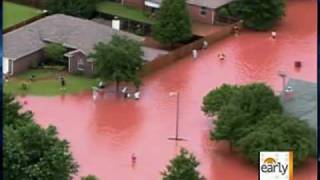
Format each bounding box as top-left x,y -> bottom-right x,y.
3,14 -> 168,76
280,79 -> 317,129
122,0 -> 235,24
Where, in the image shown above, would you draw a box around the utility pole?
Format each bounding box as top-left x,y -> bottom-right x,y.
168,92 -> 185,141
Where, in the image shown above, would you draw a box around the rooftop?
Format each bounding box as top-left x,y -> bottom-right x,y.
4,14 -> 167,61
280,79 -> 317,129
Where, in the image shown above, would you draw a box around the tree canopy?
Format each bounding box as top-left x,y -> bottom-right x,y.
208,83 -> 283,142
161,148 -> 205,180
218,0 -> 286,30
237,114 -> 316,166
4,93 -> 33,128
202,84 -> 239,116
3,93 -> 79,180
89,35 -> 144,91
152,0 -> 192,46
47,0 -> 97,18
202,83 -> 315,166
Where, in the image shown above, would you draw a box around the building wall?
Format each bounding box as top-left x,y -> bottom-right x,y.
123,0 -> 145,9
188,4 -> 214,24
68,51 -> 94,76
12,50 -> 43,75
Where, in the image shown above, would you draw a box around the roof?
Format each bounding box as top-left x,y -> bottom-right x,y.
147,0 -> 235,9
4,14 -> 165,61
280,79 -> 317,129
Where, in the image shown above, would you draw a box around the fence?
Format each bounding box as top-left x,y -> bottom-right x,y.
141,21 -> 243,76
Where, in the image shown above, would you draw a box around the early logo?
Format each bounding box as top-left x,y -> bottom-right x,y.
259,151 -> 293,180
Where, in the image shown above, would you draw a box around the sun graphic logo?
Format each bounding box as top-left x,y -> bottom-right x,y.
259,152 -> 293,180
264,157 -> 277,165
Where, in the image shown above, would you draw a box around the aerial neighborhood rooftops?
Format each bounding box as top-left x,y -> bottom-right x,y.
3,14 -> 168,75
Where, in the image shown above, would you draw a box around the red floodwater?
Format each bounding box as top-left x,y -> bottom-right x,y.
21,1 -> 317,179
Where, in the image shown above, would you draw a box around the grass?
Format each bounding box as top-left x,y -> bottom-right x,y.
4,69 -> 98,96
4,1 -> 43,29
96,1 -> 154,24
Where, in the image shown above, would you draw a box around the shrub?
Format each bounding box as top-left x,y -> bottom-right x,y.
21,82 -> 28,90
44,43 -> 66,65
81,175 -> 99,180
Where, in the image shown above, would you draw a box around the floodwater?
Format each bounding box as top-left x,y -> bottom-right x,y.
21,1 -> 317,179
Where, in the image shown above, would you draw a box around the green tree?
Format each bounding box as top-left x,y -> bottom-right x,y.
3,93 -> 33,128
3,93 -> 79,180
152,0 -> 192,47
202,84 -> 239,117
229,83 -> 282,124
89,35 -> 144,92
219,0 -> 285,30
211,104 -> 250,145
237,114 -> 316,166
161,148 -> 205,180
209,83 -> 282,145
81,175 -> 99,180
44,43 -> 66,65
47,0 -> 97,18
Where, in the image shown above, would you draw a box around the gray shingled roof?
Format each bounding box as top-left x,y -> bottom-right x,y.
4,14 -> 167,61
147,0 -> 235,9
280,79 -> 317,129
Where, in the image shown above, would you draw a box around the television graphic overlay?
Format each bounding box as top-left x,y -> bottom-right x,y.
259,151 -> 293,180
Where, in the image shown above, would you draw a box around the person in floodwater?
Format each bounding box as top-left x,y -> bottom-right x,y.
98,81 -> 105,89
233,25 -> 240,36
271,31 -> 277,39
134,91 -> 140,100
192,49 -> 198,59
202,40 -> 208,49
218,53 -> 226,60
122,87 -> 129,98
131,153 -> 137,165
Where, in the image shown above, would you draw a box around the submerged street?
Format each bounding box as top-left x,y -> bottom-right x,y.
22,0 -> 317,179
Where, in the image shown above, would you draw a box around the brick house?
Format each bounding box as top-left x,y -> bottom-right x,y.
3,14 -> 167,76
121,0 -> 235,24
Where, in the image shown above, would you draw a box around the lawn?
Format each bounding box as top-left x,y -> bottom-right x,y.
4,1 -> 43,29
96,1 -> 154,24
4,69 -> 98,96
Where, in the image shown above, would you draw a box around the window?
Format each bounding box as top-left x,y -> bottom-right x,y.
77,58 -> 84,71
200,7 -> 207,16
